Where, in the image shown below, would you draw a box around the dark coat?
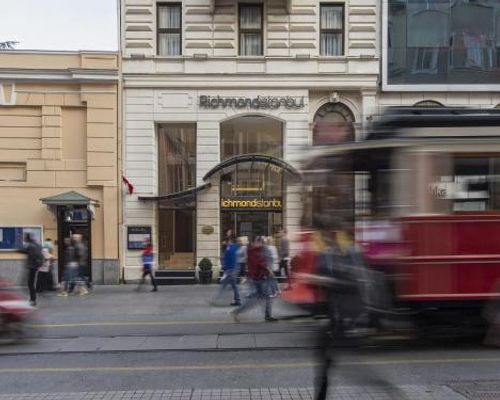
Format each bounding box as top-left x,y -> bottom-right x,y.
20,241 -> 43,270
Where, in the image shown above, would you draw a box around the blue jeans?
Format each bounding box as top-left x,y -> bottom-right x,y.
217,268 -> 241,303
234,278 -> 272,319
64,263 -> 82,292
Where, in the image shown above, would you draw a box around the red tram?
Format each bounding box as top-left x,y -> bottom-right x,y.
284,108 -> 500,329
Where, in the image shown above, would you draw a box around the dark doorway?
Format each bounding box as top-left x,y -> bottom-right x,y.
57,207 -> 92,282
158,208 -> 196,269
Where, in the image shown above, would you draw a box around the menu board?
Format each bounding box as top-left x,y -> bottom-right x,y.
127,226 -> 151,250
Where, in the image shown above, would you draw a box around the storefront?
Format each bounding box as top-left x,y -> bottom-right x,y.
124,90 -> 312,279
123,81 -> 378,282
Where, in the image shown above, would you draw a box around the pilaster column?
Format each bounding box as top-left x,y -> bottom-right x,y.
361,89 -> 378,140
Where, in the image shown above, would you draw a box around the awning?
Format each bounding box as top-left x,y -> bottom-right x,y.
40,191 -> 98,206
138,183 -> 211,205
202,154 -> 301,181
40,191 -> 99,218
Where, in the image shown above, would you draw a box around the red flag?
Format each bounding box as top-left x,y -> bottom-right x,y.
122,176 -> 134,194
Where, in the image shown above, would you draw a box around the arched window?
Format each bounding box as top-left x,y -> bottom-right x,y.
414,100 -> 445,107
313,102 -> 355,145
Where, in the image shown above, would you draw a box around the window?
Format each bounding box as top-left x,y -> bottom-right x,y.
387,0 -> 500,85
239,4 -> 263,56
320,4 -> 344,56
158,124 -> 196,195
157,123 -> 196,270
220,115 -> 282,160
312,102 -> 355,145
157,3 -> 181,56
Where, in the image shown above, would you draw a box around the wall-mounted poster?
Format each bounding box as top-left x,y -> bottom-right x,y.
0,226 -> 43,251
127,226 -> 152,250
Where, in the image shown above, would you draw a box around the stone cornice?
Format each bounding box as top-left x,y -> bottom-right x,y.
123,73 -> 378,90
0,68 -> 119,83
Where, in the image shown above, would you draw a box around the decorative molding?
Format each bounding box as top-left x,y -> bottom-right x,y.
0,69 -> 118,83
0,83 -> 16,106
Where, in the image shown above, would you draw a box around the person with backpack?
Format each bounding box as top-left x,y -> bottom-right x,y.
19,233 -> 44,306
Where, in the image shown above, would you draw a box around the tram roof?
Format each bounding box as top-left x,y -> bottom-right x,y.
371,107 -> 500,135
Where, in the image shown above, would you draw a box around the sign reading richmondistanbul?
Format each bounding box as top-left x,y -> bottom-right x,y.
199,95 -> 305,110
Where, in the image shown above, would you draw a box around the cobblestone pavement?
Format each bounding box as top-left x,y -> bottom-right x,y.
0,385 -> 468,400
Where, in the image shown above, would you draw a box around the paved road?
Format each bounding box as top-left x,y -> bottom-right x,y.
0,285 -> 498,399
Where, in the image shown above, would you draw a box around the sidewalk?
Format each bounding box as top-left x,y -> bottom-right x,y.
1,284 -> 317,355
0,385 -> 470,400
0,331 -> 316,355
31,284 -> 307,325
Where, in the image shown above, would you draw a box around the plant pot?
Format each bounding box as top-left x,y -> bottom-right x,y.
198,270 -> 212,284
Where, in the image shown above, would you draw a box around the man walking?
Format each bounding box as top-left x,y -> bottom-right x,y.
212,235 -> 240,306
20,233 -> 43,306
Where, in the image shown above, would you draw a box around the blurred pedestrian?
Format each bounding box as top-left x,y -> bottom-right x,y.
236,236 -> 248,278
59,237 -> 86,296
212,235 -> 241,306
19,233 -> 44,306
264,236 -> 280,297
37,240 -> 55,293
231,236 -> 277,322
137,238 -> 158,292
311,223 -> 403,400
222,229 -> 233,253
73,234 -> 90,293
278,228 -> 292,289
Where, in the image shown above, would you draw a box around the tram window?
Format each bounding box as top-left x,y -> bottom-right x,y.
448,157 -> 500,212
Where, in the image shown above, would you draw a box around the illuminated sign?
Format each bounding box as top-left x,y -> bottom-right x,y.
199,95 -> 305,110
220,198 -> 282,210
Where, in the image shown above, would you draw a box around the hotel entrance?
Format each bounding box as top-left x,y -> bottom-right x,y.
216,115 -> 286,243
221,211 -> 282,239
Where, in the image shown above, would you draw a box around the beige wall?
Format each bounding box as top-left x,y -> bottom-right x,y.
0,51 -> 120,283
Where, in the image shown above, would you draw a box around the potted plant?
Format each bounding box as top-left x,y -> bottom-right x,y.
198,257 -> 213,284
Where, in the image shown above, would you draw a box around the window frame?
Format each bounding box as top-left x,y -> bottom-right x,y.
157,2 -> 182,57
238,3 -> 264,57
319,3 -> 345,57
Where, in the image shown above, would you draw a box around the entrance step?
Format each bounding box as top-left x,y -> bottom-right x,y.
154,269 -> 196,285
159,252 -> 195,270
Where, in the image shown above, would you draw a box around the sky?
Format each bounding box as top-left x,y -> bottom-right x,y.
0,0 -> 118,51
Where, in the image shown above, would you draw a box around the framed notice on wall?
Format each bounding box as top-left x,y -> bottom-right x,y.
127,226 -> 152,250
0,226 -> 43,251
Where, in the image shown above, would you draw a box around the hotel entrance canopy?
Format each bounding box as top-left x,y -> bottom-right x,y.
203,154 -> 300,182
139,154 -> 300,205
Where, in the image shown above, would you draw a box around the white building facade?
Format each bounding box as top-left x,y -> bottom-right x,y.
121,0 -> 379,279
